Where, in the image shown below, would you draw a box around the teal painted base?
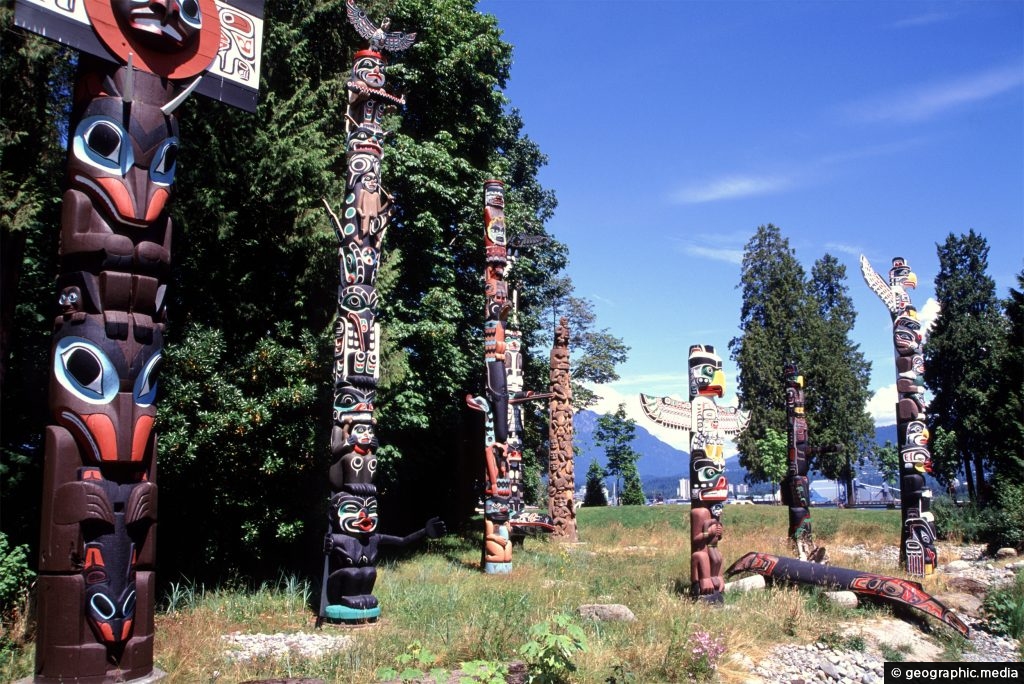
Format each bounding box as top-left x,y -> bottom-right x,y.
484,562 -> 512,574
324,604 -> 381,622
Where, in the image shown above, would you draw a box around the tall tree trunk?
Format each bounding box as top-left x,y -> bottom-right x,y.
961,451 -> 977,503
0,228 -> 26,395
973,453 -> 987,505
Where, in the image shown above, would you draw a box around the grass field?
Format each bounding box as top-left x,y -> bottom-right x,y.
2,505 -> 985,682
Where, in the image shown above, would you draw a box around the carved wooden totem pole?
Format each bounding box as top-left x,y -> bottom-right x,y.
641,345 -> 748,602
861,255 -> 937,576
466,181 -> 550,571
467,180 -> 515,573
548,317 -> 578,541
318,1 -> 442,626
782,362 -> 819,561
14,1 -> 262,680
503,285 -> 554,537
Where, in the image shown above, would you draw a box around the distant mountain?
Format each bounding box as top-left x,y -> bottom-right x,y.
572,409 -> 743,496
570,410 -> 916,499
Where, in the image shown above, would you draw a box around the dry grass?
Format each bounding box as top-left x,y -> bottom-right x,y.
6,504 -> 955,683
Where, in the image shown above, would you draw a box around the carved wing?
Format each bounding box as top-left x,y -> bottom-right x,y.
639,394 -> 693,431
716,406 -> 750,436
383,31 -> 418,53
346,0 -> 379,41
860,254 -> 898,314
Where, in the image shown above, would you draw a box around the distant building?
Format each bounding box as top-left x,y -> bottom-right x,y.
677,478 -> 690,499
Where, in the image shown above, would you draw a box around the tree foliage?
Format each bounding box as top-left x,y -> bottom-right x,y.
803,254 -> 874,501
593,403 -> 641,502
1,0 -> 603,581
756,428 -> 789,501
730,227 -> 873,498
729,225 -> 811,480
990,271 -> 1024,484
924,230 -> 1006,504
582,459 -> 608,507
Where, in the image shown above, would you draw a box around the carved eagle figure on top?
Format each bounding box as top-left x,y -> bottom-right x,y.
346,0 -> 417,54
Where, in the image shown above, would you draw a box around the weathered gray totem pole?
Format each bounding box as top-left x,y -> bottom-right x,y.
641,345 -> 748,601
782,362 -> 820,561
547,317 -> 578,541
14,1 -> 262,680
861,255 -> 937,576
318,1 -> 443,625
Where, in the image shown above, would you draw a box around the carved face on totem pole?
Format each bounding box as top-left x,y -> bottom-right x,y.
110,0 -> 205,49
332,492 -> 379,535
688,345 -> 725,399
352,51 -> 386,90
68,90 -> 179,230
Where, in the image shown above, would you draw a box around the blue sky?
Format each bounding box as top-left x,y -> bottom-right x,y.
477,0 -> 1024,451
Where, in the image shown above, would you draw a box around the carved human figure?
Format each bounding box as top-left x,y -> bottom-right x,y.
861,254 -> 938,576
640,344 -> 748,602
547,317 -> 577,541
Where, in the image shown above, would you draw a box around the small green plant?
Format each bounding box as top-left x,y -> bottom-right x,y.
844,635 -> 865,652
879,643 -> 906,662
0,532 -> 34,612
376,640 -> 447,683
817,630 -> 843,649
982,571 -> 1024,640
458,659 -> 508,684
681,630 -> 726,682
605,663 -> 637,683
519,613 -> 589,684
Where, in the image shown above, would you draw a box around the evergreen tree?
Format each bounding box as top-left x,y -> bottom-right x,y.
729,225 -> 812,483
0,7 -> 74,545
924,230 -> 1006,505
582,459 -> 608,507
593,403 -> 641,504
803,254 -> 874,503
990,271 -> 1024,483
619,461 -> 646,506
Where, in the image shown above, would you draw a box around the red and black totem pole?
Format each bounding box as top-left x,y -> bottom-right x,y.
318,1 -> 442,626
641,345 -> 748,602
466,181 -> 550,571
14,1 -> 262,680
782,362 -> 825,562
467,180 -> 515,573
861,255 -> 937,577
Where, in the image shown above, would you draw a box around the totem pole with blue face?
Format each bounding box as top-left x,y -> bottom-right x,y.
318,1 -> 442,625
861,255 -> 937,576
641,345 -> 749,602
14,0 -> 262,680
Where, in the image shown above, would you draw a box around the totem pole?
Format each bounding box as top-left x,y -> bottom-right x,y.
640,345 -> 749,602
861,255 -> 937,576
548,317 -> 578,541
318,1 -> 443,626
14,1 -> 262,680
782,362 -> 824,562
466,181 -> 550,571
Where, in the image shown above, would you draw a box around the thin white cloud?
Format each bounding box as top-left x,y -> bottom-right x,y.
845,64 -> 1024,124
888,11 -> 956,29
670,174 -> 794,204
683,244 -> 744,265
823,242 -> 863,257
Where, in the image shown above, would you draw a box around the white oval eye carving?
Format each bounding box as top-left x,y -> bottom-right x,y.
55,337 -> 118,404
74,116 -> 133,175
